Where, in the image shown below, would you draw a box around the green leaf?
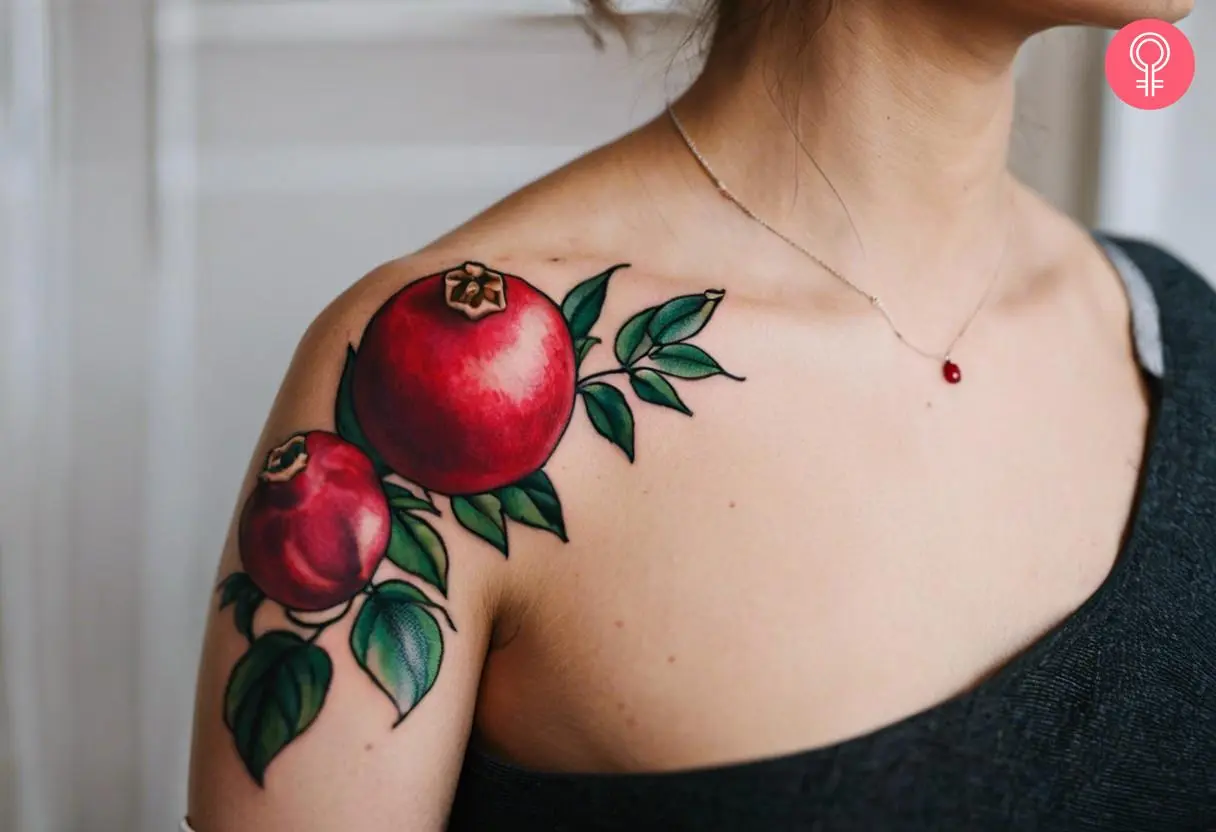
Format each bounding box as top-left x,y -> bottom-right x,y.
451,494 -> 507,556
334,346 -> 389,476
350,581 -> 444,726
223,631 -> 332,786
646,290 -> 726,345
383,482 -> 439,516
560,264 -> 628,340
580,383 -> 635,462
218,572 -> 265,643
496,470 -> 567,542
574,336 -> 601,372
648,343 -> 741,380
385,512 -> 449,595
630,368 -> 692,416
614,306 -> 657,366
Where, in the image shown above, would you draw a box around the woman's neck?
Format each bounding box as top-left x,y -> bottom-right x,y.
672,0 -> 1035,294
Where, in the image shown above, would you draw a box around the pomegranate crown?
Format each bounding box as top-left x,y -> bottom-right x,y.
444,262 -> 507,321
260,434 -> 309,483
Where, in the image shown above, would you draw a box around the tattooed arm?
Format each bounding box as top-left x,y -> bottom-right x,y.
186,257 -> 739,829
186,262 -> 514,831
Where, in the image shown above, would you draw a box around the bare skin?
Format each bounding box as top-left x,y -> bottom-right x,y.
187,0 -> 1194,829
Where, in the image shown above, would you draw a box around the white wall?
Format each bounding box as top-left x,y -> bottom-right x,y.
0,3 -> 1211,831
1,0 -> 75,829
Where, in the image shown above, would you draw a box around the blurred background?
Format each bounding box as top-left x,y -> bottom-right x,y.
0,2 -> 1212,830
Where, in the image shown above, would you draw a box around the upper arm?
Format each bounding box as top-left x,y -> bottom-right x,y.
186,260 -> 510,831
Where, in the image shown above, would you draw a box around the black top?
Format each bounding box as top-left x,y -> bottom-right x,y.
448,238 -> 1216,832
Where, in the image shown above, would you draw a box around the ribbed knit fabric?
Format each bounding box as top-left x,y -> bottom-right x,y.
448,238 -> 1216,832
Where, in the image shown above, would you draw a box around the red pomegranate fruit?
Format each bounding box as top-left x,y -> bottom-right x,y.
239,431 -> 391,611
352,262 -> 576,495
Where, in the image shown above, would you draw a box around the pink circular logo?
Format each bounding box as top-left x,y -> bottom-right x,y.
1106,19 -> 1195,110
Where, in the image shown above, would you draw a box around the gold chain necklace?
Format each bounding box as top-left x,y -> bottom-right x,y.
666,104 -> 1015,385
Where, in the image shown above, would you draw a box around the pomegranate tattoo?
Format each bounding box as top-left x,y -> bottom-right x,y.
239,431 -> 391,612
352,263 -> 577,495
215,260 -> 743,785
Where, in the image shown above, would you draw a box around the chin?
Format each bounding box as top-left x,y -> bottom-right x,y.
1010,0 -> 1194,26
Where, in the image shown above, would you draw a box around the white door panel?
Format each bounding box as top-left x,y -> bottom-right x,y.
195,36 -> 686,147
184,8 -> 691,562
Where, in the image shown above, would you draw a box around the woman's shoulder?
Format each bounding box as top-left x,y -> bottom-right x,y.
298,236 -> 752,628
1099,234 -> 1211,284
1095,234 -> 1214,313
1096,234 -> 1216,360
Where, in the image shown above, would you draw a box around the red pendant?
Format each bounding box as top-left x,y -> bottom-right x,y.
942,360 -> 962,384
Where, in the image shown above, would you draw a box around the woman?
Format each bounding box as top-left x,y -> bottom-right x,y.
186,0 -> 1215,829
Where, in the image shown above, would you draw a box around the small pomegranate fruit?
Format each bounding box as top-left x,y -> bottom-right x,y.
239,431 -> 391,611
352,262 -> 576,495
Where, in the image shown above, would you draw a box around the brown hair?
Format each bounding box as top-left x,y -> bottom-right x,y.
583,2 -> 829,51
583,0 -> 624,27
585,0 -> 719,22
584,0 -> 728,40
